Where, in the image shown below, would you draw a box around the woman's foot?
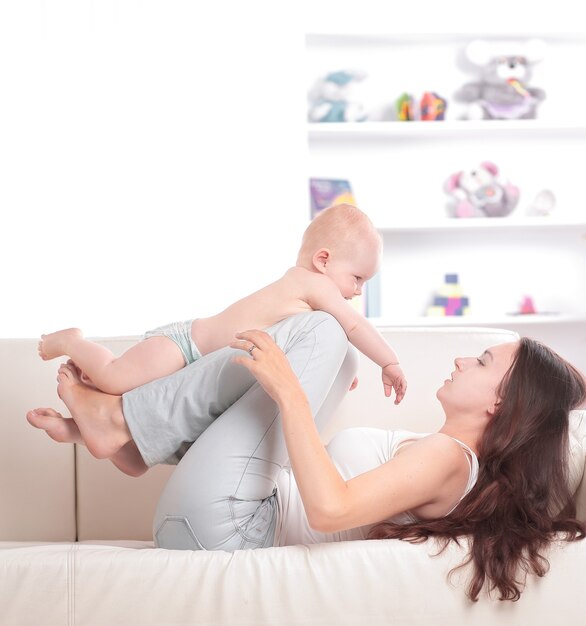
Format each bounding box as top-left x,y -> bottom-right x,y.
26,408 -> 83,444
38,328 -> 83,360
56,361 -> 132,459
26,406 -> 148,477
109,441 -> 149,477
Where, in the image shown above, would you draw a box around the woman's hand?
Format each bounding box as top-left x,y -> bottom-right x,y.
230,329 -> 304,405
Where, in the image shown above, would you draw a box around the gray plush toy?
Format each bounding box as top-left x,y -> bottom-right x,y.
456,39 -> 546,120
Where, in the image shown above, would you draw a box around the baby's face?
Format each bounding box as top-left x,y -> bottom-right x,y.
325,244 -> 380,300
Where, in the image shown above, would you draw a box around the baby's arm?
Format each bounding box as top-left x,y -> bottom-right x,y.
305,276 -> 407,403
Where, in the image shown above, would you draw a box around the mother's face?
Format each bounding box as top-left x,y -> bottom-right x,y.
437,341 -> 519,417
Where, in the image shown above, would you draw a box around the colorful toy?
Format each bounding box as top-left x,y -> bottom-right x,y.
444,161 -> 520,218
420,92 -> 447,121
456,39 -> 546,120
396,93 -> 416,121
519,295 -> 537,315
307,70 -> 368,123
396,92 -> 447,121
427,274 -> 470,317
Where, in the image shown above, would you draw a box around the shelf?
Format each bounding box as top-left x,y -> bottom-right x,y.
308,121 -> 586,140
370,314 -> 586,328
306,33 -> 586,46
376,217 -> 586,233
307,31 -> 586,373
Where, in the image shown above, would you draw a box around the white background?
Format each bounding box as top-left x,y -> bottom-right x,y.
1,0 -> 584,338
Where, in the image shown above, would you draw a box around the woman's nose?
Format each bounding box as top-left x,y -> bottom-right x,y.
455,356 -> 475,370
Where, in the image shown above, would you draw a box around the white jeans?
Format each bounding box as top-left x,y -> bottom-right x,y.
122,311 -> 357,551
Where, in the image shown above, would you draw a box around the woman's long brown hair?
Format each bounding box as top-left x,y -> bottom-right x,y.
368,338 -> 586,601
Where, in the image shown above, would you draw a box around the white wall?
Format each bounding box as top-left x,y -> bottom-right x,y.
1,0 -> 584,338
0,0 -> 308,336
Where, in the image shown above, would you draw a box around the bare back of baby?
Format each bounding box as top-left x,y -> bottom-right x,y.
192,267 -> 314,356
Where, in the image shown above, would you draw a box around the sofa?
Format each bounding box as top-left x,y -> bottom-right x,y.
1,326 -> 585,625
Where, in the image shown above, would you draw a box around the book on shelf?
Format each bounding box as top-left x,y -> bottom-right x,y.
309,178 -> 356,218
348,273 -> 381,318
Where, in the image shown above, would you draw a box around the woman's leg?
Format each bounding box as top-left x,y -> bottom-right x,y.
146,311 -> 357,551
122,311 -> 351,467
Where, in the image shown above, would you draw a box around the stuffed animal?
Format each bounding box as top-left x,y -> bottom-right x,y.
308,70 -> 368,123
444,161 -> 520,218
456,39 -> 546,120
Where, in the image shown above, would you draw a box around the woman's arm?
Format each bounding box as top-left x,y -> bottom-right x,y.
231,330 -> 468,533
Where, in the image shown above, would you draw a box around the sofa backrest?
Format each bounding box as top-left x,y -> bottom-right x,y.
1,327 -> 584,542
0,336 -> 173,543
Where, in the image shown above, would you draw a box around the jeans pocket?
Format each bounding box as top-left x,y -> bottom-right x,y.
229,495 -> 278,549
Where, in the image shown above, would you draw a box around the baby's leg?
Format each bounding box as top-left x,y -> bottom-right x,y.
41,328 -> 185,395
77,337 -> 186,395
39,328 -> 121,386
39,328 -> 85,360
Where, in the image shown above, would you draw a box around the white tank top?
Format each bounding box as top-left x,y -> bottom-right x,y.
274,428 -> 479,547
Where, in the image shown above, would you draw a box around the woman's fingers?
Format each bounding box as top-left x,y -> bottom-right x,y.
234,329 -> 274,350
230,329 -> 299,404
230,329 -> 281,359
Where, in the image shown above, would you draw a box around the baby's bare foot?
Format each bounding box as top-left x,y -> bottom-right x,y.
56,362 -> 131,459
38,328 -> 83,360
26,408 -> 83,444
64,359 -> 97,390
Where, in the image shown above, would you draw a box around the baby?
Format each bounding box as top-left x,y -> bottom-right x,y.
38,204 -> 407,402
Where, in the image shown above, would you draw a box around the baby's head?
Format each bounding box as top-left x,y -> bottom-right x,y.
297,203 -> 382,299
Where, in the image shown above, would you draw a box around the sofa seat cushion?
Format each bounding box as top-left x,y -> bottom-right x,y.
1,538 -> 585,625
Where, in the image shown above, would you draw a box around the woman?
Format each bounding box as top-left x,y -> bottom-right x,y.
27,311 -> 586,601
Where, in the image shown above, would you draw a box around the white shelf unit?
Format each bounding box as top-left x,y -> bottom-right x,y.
309,120 -> 586,139
307,32 -> 586,369
371,314 -> 586,328
377,217 -> 586,233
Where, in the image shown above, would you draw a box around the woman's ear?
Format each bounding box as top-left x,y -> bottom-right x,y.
312,248 -> 330,273
486,399 -> 501,418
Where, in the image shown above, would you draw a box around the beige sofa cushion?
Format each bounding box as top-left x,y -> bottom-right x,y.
76,447 -> 173,541
1,538 -> 585,625
0,339 -> 76,541
0,336 -> 173,542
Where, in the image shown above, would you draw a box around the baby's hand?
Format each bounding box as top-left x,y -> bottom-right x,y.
382,363 -> 407,405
